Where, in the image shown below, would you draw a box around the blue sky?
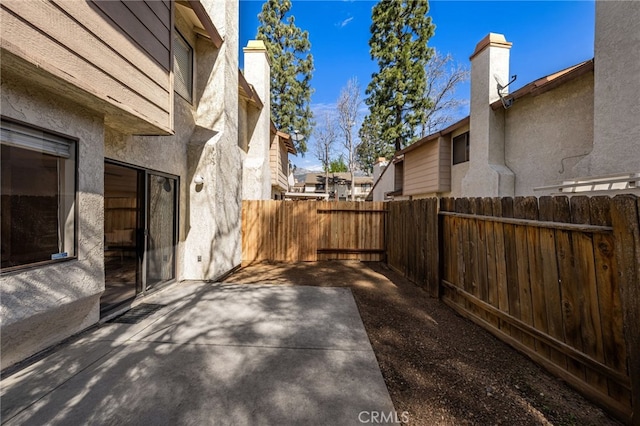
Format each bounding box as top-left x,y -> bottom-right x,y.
239,1 -> 596,170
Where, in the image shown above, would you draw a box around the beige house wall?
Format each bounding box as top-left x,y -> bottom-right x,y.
0,0 -> 244,368
504,72 -> 594,195
0,75 -> 106,369
577,1 -> 640,177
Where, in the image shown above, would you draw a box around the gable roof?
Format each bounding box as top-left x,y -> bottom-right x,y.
398,116 -> 470,156
490,59 -> 594,110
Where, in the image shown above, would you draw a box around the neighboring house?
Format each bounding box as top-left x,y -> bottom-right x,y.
1,0 -> 267,369
270,125 -> 297,199
370,2 -> 639,200
302,172 -> 373,201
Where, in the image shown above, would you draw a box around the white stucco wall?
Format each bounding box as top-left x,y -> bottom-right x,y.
505,72 -> 594,195
577,1 -> 640,177
1,74 -> 105,369
184,0 -> 242,280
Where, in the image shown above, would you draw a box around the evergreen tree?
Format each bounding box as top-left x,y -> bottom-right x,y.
257,0 -> 314,154
329,155 -> 348,173
356,116 -> 394,174
364,0 -> 435,151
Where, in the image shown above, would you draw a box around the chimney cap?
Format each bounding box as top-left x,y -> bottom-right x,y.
470,33 -> 512,60
244,40 -> 268,52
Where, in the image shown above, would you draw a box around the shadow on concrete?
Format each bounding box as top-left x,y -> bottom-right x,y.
1,281 -> 396,425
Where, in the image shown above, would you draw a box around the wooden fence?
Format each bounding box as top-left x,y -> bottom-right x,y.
386,199 -> 439,297
242,200 -> 386,264
242,196 -> 639,424
386,195 -> 638,424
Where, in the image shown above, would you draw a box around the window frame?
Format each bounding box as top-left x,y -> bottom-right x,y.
0,117 -> 79,273
452,131 -> 470,165
173,29 -> 194,103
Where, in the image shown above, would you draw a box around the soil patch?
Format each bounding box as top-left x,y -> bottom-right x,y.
224,261 -> 621,426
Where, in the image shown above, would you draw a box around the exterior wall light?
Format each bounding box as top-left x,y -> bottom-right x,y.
194,175 -> 205,185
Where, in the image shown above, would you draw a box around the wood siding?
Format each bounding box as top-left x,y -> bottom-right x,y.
403,137 -> 451,196
270,137 -> 289,191
0,0 -> 173,133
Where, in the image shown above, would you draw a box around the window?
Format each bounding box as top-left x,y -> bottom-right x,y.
452,132 -> 470,165
174,30 -> 193,102
1,119 -> 76,270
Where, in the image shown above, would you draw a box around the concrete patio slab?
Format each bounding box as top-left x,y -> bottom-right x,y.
1,282 -> 397,425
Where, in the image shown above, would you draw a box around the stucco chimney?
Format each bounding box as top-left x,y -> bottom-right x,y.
462,33 -> 515,197
576,1 -> 640,177
242,40 -> 272,200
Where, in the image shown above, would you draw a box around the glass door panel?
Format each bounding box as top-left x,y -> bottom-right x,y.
146,174 -> 176,288
102,163 -> 142,311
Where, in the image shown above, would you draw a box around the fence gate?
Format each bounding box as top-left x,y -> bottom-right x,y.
241,200 -> 386,264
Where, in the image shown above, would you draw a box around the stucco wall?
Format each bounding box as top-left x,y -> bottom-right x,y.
106,1 -> 243,282
184,0 -> 242,280
505,72 -> 594,195
577,1 -> 640,177
1,73 -> 105,369
462,35 -> 515,197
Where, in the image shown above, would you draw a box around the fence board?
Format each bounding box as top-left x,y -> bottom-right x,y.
571,196 -> 607,395
611,195 -> 640,426
538,196 -> 567,369
437,195 -> 635,423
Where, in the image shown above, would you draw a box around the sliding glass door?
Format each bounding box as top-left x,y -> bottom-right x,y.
146,174 -> 176,288
102,162 -> 177,312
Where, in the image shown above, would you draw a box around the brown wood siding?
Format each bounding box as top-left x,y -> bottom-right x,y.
90,0 -> 171,71
404,140 -> 441,195
0,0 -> 172,132
269,138 -> 289,191
438,137 -> 452,190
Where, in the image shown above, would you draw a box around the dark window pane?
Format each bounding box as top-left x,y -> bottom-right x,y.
2,145 -> 59,267
452,132 -> 470,165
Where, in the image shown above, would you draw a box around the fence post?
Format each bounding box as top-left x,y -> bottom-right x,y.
611,194 -> 640,426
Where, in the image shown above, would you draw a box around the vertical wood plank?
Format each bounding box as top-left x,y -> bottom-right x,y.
482,197 -> 500,328
554,196 -> 587,381
513,197 -> 536,350
538,196 -> 567,369
492,198 -> 510,335
571,196 -> 607,394
611,195 -> 640,426
590,196 -> 629,405
502,197 -> 520,341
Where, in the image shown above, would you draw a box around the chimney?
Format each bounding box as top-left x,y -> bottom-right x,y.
576,1 -> 640,177
462,33 -> 515,197
242,40 -> 272,200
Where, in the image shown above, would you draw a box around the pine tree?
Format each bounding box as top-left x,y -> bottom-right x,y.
356,116 -> 394,175
257,0 -> 314,154
364,0 -> 435,152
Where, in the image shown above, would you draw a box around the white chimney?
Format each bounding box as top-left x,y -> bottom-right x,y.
462,33 -> 515,197
242,40 -> 272,200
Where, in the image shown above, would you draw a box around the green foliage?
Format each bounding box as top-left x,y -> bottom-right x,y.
257,0 -> 314,154
356,116 -> 394,174
328,155 -> 348,173
364,0 -> 435,151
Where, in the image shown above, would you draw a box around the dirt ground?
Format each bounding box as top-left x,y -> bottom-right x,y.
224,261 -> 621,426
